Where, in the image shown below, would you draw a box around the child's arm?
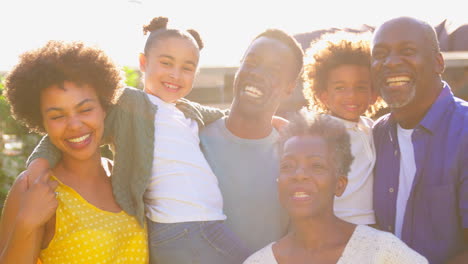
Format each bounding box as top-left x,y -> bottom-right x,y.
25,136 -> 60,182
178,99 -> 228,126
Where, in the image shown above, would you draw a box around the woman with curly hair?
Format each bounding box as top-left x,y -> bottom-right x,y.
0,41 -> 148,263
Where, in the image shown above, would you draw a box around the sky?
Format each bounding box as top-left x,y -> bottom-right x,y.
0,0 -> 466,71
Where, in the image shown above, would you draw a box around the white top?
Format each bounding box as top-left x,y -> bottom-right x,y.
243,225 -> 428,264
143,94 -> 226,223
330,115 -> 376,225
395,124 -> 416,238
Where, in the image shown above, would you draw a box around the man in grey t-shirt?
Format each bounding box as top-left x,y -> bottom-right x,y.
200,29 -> 304,253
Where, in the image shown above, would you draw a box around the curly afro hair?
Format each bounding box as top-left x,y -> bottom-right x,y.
303,31 -> 385,117
4,40 -> 122,133
278,109 -> 354,177
143,16 -> 204,55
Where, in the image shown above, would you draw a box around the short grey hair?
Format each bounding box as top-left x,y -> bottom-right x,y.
278,109 -> 354,177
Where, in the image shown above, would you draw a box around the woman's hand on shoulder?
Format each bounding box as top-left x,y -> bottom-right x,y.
16,171 -> 59,230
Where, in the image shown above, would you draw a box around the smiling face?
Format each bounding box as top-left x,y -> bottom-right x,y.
40,81 -> 106,162
40,81 -> 106,160
231,37 -> 296,118
320,64 -> 375,122
371,18 -> 444,109
140,36 -> 199,103
278,135 -> 347,219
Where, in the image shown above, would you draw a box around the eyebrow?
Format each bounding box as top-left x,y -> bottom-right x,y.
45,98 -> 95,113
159,54 -> 197,67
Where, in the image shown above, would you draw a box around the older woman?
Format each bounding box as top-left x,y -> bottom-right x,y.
244,111 -> 427,264
0,41 -> 148,263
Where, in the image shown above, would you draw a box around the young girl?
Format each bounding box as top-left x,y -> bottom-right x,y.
26,17 -> 249,264
302,31 -> 385,225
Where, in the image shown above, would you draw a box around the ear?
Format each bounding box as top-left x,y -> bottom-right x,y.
334,175 -> 348,197
434,52 -> 445,75
139,53 -> 147,73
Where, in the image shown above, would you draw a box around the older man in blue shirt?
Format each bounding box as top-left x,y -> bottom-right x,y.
371,17 -> 468,264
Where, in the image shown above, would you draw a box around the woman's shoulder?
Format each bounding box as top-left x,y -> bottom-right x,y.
347,225 -> 428,264
243,242 -> 277,264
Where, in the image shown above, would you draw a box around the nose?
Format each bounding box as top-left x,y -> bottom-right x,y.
169,67 -> 182,80
343,88 -> 356,99
293,166 -> 310,181
67,115 -> 83,130
383,51 -> 403,68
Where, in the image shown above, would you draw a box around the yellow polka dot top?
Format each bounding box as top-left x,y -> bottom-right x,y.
40,177 -> 148,264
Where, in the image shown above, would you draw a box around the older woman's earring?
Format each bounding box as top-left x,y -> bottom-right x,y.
275,178 -> 279,182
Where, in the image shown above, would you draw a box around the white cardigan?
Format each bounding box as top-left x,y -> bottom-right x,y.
243,225 -> 428,264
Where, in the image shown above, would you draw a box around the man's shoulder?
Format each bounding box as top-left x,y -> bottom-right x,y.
200,118 -> 226,141
452,97 -> 468,121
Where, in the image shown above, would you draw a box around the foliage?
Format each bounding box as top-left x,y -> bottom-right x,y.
1,75 -> 42,210
123,66 -> 143,89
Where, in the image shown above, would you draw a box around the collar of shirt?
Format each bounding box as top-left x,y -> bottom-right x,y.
327,115 -> 372,135
386,82 -> 454,136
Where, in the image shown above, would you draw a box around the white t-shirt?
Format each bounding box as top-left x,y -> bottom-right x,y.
143,94 -> 226,223
395,124 -> 416,238
243,225 -> 428,264
330,115 -> 376,225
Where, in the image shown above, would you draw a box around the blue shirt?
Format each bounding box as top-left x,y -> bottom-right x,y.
373,83 -> 468,264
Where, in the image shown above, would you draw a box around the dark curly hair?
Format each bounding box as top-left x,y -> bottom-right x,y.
253,29 -> 304,80
278,109 -> 354,177
303,31 -> 385,117
4,40 -> 122,133
143,16 -> 204,56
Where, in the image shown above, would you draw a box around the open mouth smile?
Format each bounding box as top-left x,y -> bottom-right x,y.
67,133 -> 90,143
163,82 -> 181,91
385,76 -> 411,87
244,86 -> 264,99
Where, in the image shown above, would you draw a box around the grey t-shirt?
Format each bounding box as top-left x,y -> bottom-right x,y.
200,117 -> 289,252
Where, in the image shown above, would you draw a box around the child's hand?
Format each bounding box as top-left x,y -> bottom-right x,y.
272,116 -> 289,130
16,171 -> 58,231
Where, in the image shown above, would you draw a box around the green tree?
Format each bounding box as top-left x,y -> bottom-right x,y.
122,66 -> 143,89
0,76 -> 41,208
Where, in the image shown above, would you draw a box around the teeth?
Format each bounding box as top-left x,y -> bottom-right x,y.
293,192 -> 310,198
386,76 -> 410,86
164,83 -> 179,90
67,134 -> 90,143
244,86 -> 263,98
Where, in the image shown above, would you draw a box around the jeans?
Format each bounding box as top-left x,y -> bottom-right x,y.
148,219 -> 251,264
